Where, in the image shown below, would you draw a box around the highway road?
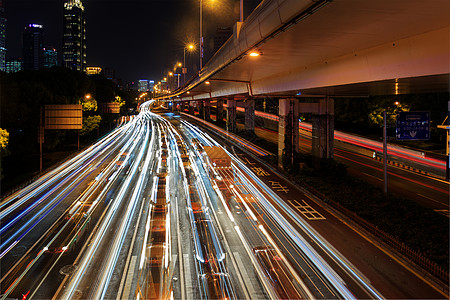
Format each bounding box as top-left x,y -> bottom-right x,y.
183,111 -> 448,299
236,122 -> 449,214
1,102 -> 447,299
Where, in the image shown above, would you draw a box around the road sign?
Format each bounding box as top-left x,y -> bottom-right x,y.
100,102 -> 120,114
45,105 -> 82,129
396,111 -> 430,140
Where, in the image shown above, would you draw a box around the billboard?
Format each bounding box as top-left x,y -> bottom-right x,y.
100,102 -> 120,114
45,105 -> 83,129
396,111 -> 430,140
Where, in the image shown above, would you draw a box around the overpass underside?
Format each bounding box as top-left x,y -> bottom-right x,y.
160,0 -> 449,166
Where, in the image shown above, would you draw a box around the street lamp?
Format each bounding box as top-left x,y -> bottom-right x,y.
184,43 -> 195,85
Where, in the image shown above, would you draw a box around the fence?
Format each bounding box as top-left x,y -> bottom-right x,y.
302,181 -> 449,285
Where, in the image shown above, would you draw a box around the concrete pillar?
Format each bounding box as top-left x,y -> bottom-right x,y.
189,101 -> 195,114
197,101 -> 203,118
244,100 -> 255,133
216,99 -> 224,123
227,98 -> 237,133
278,98 -> 299,168
204,100 -> 211,121
311,97 -> 334,165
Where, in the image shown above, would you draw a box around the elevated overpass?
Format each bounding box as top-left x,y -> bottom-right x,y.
156,0 -> 449,167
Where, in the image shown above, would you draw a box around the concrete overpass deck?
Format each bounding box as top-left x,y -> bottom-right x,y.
158,0 -> 449,101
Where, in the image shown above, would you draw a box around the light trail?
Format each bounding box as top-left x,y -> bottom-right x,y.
231,155 -> 384,299
236,107 -> 445,172
61,117 -> 149,299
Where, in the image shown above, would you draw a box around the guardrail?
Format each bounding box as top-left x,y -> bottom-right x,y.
299,180 -> 449,286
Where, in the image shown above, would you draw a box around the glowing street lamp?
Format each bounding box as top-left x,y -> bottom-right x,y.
184,43 -> 195,85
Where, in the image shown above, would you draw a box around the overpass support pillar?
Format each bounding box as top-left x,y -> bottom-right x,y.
204,100 -> 211,121
189,101 -> 195,115
278,98 -> 299,169
198,101 -> 204,118
216,100 -> 224,123
311,97 -> 334,164
244,100 -> 255,133
227,99 -> 237,133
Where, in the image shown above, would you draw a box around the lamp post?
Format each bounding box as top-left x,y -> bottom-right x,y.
183,43 -> 194,85
200,0 -> 203,70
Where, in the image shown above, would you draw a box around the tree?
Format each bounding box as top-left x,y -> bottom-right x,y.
368,96 -> 410,127
81,94 -> 98,111
0,128 -> 10,180
80,115 -> 102,136
0,128 -> 9,156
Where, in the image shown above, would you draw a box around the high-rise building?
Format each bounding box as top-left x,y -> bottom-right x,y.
63,0 -> 86,72
6,57 -> 22,73
22,24 -> 44,71
148,80 -> 155,91
43,48 -> 58,68
0,0 -> 6,72
138,80 -> 149,92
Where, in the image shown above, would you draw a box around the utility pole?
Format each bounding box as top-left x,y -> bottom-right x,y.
199,0 -> 203,70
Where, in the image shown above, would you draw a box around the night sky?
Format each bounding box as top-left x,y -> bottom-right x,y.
4,0 -> 261,83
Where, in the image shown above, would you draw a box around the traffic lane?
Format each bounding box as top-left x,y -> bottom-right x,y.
217,167 -> 339,299
0,131 -> 127,264
337,147 -> 449,210
4,154 -> 126,299
52,157 -> 135,299
231,156 -> 373,299
232,150 -> 446,299
55,127 -> 149,298
254,125 -> 449,210
0,161 -> 107,275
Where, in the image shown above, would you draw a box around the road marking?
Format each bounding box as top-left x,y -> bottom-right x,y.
183,254 -> 193,300
417,193 -> 449,208
237,155 -> 255,165
362,172 -> 382,181
121,255 -> 137,300
251,167 -> 270,176
290,199 -> 326,220
233,252 -> 257,299
268,181 -> 289,193
175,196 -> 185,300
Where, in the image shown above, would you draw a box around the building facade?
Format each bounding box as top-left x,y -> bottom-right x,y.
6,57 -> 22,73
63,0 -> 86,72
0,0 -> 6,72
22,24 -> 44,71
44,48 -> 58,68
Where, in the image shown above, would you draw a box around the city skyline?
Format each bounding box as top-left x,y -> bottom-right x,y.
4,0 -> 260,82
